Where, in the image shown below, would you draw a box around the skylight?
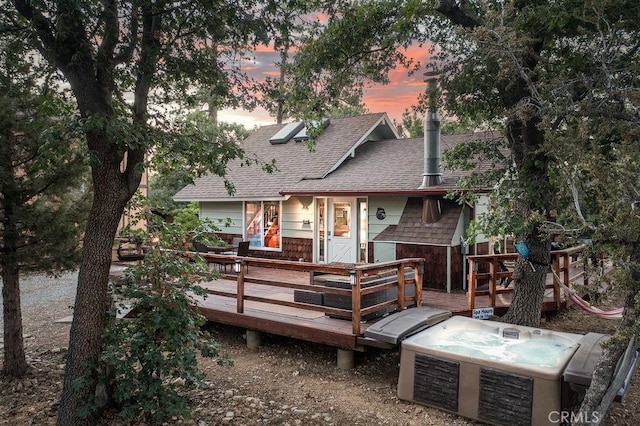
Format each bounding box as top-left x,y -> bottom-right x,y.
269,121 -> 305,144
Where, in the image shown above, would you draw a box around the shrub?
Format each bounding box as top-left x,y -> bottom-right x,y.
100,224 -> 231,423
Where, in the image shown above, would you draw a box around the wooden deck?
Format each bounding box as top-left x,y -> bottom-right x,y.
190,248 -> 592,351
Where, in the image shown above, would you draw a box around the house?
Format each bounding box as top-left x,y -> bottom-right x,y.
173,112 -> 502,292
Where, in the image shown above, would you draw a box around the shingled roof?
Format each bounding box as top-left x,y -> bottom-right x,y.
173,113 -> 399,201
281,130 -> 503,196
373,198 -> 463,246
173,113 -> 503,201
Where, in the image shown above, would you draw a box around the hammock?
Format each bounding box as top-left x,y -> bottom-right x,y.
567,293 -> 624,319
551,269 -> 623,319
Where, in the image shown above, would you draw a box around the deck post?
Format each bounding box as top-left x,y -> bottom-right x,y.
351,269 -> 362,336
337,348 -> 354,370
562,252 -> 570,286
246,329 -> 262,350
467,259 -> 476,309
414,261 -> 424,307
397,263 -> 406,310
489,259 -> 497,308
552,255 -> 561,309
236,261 -> 245,313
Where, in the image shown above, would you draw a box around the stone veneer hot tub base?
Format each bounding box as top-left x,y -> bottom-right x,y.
397,316 -> 583,426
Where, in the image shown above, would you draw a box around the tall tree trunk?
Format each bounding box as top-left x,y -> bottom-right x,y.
1,258 -> 28,377
436,0 -> 554,327
500,116 -> 554,327
1,204 -> 28,377
57,157 -> 136,425
573,239 -> 640,425
501,234 -> 550,327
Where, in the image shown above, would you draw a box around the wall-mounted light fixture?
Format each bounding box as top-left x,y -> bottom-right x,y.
297,196 -> 313,210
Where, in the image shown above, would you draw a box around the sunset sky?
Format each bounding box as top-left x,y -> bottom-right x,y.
217,44 -> 431,128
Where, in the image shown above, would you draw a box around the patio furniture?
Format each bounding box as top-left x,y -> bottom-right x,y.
234,240 -> 250,273
116,240 -> 145,262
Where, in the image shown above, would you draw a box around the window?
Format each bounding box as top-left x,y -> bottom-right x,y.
245,201 -> 281,249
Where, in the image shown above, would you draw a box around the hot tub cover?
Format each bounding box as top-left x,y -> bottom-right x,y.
363,306 -> 452,345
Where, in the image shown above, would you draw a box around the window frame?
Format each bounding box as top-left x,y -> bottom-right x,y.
244,200 -> 282,251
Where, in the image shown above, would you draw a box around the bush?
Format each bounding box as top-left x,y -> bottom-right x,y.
100,224 -> 231,423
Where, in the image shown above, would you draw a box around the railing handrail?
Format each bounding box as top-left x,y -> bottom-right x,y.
466,245 -> 589,310
195,256 -> 424,336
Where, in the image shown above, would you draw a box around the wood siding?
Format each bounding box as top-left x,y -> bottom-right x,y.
396,244 -> 464,291
200,201 -> 244,235
249,237 -> 313,262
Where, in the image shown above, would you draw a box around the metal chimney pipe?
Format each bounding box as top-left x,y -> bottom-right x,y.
419,72 -> 442,189
420,71 -> 442,224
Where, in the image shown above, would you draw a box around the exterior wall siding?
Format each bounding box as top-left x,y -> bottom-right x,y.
200,201 -> 244,235
281,198 -> 314,240
367,196 -> 407,240
250,237 -> 313,262
395,243 -> 464,291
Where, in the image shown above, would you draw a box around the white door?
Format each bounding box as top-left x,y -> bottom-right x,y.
327,198 -> 357,263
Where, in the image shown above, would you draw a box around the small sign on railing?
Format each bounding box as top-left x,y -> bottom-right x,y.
472,307 -> 494,320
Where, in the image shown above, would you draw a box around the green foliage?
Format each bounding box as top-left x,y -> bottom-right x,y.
400,108 -> 482,138
148,172 -> 190,216
0,39 -> 90,274
100,223 -> 231,423
172,202 -> 204,234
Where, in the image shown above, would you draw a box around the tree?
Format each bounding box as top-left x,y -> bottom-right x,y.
0,41 -> 90,378
289,0 -> 640,421
4,1 -> 277,423
529,1 -> 640,421
290,0 -> 556,326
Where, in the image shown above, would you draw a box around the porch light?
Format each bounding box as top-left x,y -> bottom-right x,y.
234,259 -> 241,273
349,270 -> 357,287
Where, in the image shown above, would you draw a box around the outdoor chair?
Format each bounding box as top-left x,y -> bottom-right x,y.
220,237 -> 244,255
235,240 -> 251,273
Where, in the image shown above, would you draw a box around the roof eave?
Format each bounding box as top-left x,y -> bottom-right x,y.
173,195 -> 290,203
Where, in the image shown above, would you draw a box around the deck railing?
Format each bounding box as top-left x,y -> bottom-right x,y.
198,254 -> 424,335
466,245 -> 589,310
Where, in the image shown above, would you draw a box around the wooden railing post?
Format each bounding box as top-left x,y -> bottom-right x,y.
397,263 -> 406,311
236,260 -> 245,313
351,270 -> 361,336
489,259 -> 497,308
468,258 -> 477,309
414,261 -> 424,308
551,254 -> 561,309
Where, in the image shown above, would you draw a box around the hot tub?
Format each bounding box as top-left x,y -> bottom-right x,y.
397,316 -> 582,425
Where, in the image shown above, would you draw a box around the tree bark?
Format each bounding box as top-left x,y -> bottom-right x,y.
500,234 -> 550,327
1,197 -> 29,377
1,250 -> 29,377
57,155 -> 138,425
